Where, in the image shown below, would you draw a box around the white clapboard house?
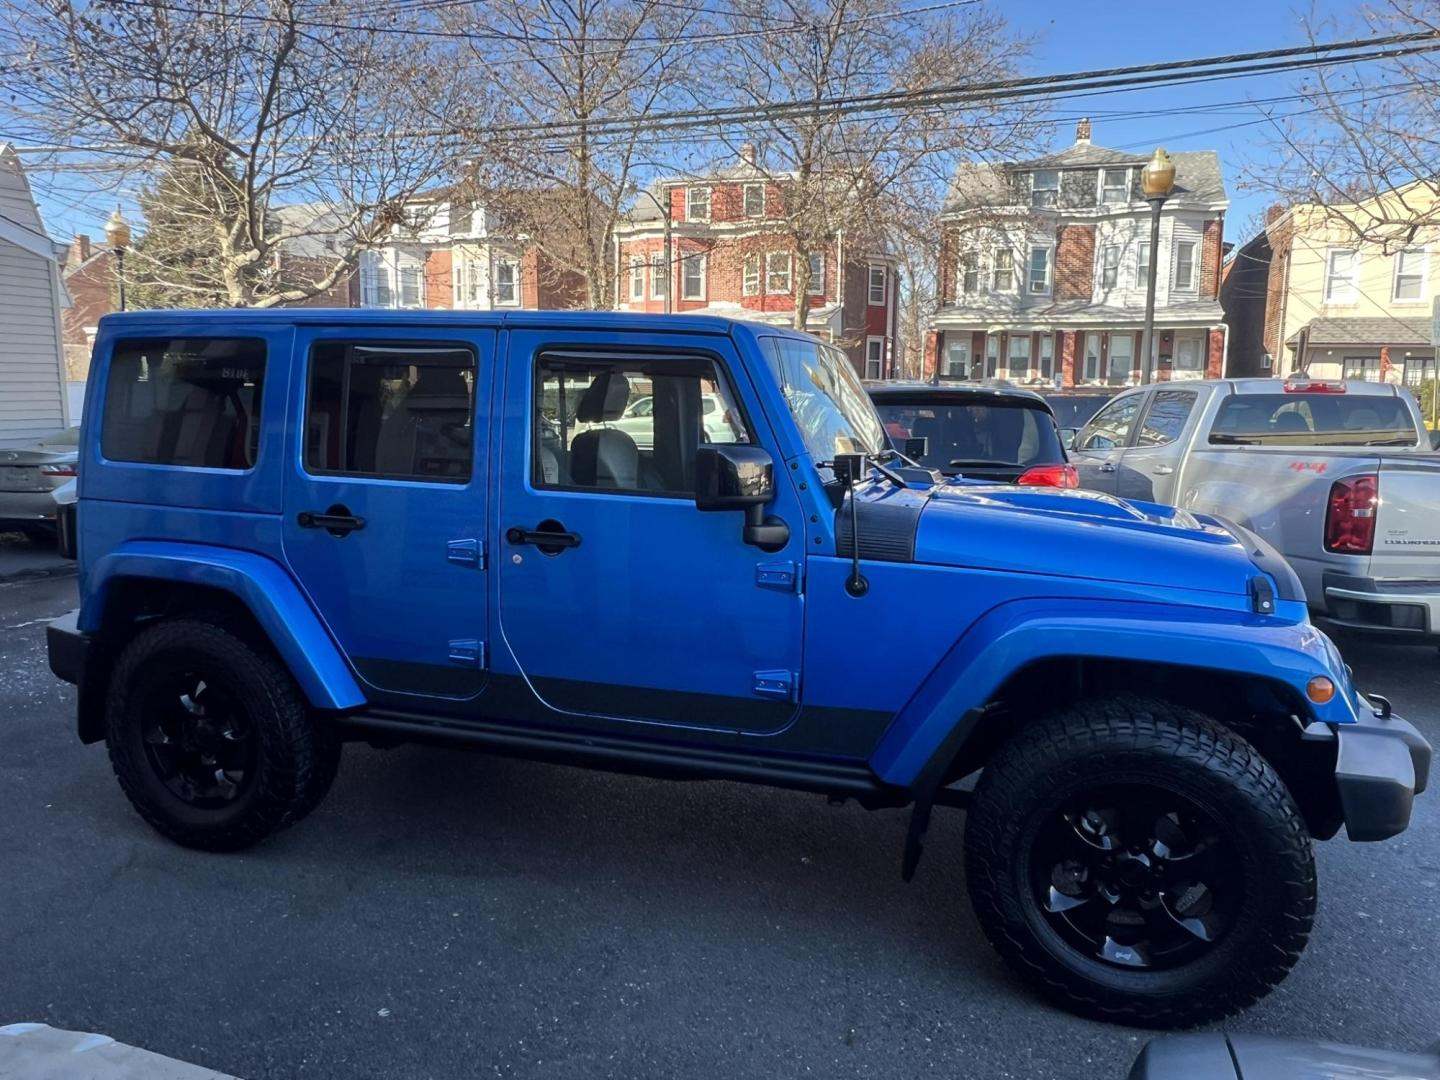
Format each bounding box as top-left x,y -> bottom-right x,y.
0,144 -> 69,448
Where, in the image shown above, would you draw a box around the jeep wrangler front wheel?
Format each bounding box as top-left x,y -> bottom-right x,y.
964,694 -> 1316,1027
104,618 -> 341,852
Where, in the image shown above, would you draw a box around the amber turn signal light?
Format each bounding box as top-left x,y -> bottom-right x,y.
1306,676 -> 1336,704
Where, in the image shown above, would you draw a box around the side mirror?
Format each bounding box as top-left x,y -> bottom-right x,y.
1060,428 -> 1080,451
695,444 -> 788,551
903,437 -> 929,460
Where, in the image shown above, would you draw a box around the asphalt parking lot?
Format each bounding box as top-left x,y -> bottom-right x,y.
1,572 -> 1437,1079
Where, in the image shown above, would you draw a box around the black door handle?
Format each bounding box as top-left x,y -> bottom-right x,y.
298,509 -> 367,536
506,524 -> 581,552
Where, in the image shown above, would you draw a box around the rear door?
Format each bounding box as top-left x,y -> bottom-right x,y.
1115,387 -> 1206,505
282,325 -> 493,702
1071,389 -> 1147,494
493,328 -> 807,734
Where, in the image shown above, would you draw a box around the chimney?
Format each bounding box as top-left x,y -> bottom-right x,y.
1075,118 -> 1092,144
1264,202 -> 1287,226
739,141 -> 757,167
70,233 -> 92,268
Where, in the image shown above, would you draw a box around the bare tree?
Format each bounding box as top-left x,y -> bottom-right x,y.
705,0 -> 1044,332
1248,2 -> 1440,248
446,0 -> 702,308
0,0 -> 475,306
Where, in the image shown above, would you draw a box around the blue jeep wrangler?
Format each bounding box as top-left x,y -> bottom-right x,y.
48,310 -> 1429,1027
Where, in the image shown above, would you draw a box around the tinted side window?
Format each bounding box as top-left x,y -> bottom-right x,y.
1135,390 -> 1197,447
535,353 -> 748,496
102,337 -> 265,469
1079,393 -> 1143,450
306,342 -> 475,481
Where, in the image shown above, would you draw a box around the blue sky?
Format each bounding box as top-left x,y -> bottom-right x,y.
23,0 -> 1354,250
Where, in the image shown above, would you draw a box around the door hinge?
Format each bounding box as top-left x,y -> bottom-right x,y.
752,669 -> 797,702
448,639 -> 486,668
755,561 -> 800,593
447,538 -> 486,569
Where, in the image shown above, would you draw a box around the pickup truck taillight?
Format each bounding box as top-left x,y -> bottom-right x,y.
1324,474 -> 1378,554
1018,464 -> 1079,488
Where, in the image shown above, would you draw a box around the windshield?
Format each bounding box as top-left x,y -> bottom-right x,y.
763,336 -> 886,461
1209,394 -> 1420,447
873,398 -> 1064,472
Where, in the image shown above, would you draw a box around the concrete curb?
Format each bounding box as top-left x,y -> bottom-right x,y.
0,1023 -> 240,1078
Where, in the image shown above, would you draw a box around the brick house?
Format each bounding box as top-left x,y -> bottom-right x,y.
357,195 -> 586,312
60,234 -> 112,382
612,147 -> 901,379
925,120 -> 1229,387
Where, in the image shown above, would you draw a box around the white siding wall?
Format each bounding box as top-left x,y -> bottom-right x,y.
0,243 -> 66,446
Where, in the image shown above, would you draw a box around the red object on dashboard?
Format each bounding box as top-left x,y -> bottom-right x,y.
1018,464 -> 1079,488
1324,474 -> 1378,554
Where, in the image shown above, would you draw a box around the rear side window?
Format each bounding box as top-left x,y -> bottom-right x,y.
102,337 -> 265,469
305,342 -> 476,482
872,399 -> 1062,469
1209,394 -> 1417,446
1135,390 -> 1197,447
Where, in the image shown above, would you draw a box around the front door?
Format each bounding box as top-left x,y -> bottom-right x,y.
1071,389 -> 1147,495
494,330 -> 806,733
282,327 -> 493,700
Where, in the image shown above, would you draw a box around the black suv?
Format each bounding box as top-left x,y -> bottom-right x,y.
867,380 -> 1076,486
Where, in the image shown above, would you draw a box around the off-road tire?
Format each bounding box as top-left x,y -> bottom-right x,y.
964,694 -> 1315,1028
105,618 -> 340,851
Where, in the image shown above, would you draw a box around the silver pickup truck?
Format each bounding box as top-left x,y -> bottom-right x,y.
1070,376 -> 1440,640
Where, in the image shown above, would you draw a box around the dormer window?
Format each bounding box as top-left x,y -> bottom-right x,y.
1031,169 -> 1059,208
1100,168 -> 1129,204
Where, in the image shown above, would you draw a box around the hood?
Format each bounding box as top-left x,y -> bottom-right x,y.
903,482 -> 1264,598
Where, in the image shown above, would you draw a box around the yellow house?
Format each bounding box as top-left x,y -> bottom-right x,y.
1259,182 -> 1440,384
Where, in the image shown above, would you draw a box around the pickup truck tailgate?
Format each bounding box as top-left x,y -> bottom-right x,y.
1373,457 -> 1440,579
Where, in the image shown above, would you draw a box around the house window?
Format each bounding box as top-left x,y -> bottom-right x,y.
1394,248 -> 1428,302
681,253 -> 706,300
1137,241 -> 1151,284
868,265 -> 886,304
1108,333 -> 1135,384
1083,331 -> 1102,382
1031,169 -> 1059,208
743,253 -> 760,296
686,186 -> 710,222
360,259 -> 393,308
1028,246 -> 1051,294
629,256 -> 645,300
945,339 -> 970,378
1039,334 -> 1055,380
1325,249 -> 1357,303
1100,244 -> 1120,289
399,265 -> 422,307
865,337 -> 884,379
992,248 -> 1015,291
743,184 -> 764,218
808,252 -> 825,296
1173,334 -> 1203,373
494,259 -> 518,305
1007,335 -> 1031,378
1100,168 -> 1129,204
650,251 -> 668,300
766,251 -> 791,294
985,333 -> 1000,377
960,252 -> 979,295
1174,241 -> 1196,291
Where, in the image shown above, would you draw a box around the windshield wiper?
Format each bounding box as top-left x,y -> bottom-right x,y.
1208,434 -> 1259,445
948,458 -> 1010,468
1364,437 -> 1419,446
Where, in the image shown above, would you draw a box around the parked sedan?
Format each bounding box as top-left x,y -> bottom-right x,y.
867,381 -> 1076,486
0,427 -> 79,538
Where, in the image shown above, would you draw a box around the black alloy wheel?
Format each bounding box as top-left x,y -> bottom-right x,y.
1033,784 -> 1237,971
138,670 -> 258,808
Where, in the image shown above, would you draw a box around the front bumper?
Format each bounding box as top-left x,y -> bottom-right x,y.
1322,572 -> 1440,638
1330,704 -> 1431,841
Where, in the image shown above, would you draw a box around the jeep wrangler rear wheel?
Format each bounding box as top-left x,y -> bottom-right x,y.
104,619 -> 341,852
964,694 -> 1315,1028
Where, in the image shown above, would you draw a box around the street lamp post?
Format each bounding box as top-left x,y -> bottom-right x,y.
1137,148 -> 1176,385
632,187 -> 673,313
104,207 -> 132,312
